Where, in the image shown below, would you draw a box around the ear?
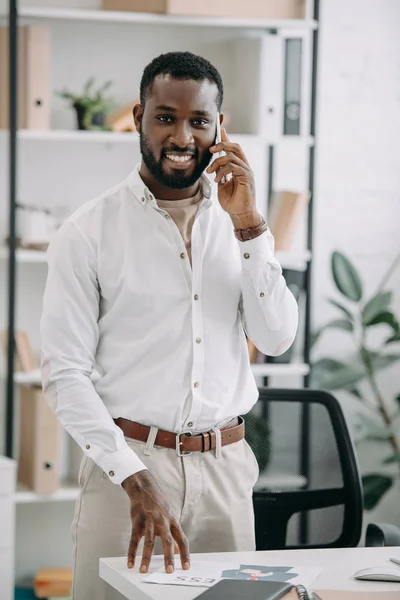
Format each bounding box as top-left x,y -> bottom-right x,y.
219,112 -> 224,127
133,103 -> 143,133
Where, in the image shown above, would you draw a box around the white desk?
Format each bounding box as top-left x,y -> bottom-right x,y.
100,546 -> 400,599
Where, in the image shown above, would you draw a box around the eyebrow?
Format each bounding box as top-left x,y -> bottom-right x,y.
155,105 -> 212,118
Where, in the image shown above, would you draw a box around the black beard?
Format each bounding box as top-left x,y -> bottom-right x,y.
140,131 -> 212,190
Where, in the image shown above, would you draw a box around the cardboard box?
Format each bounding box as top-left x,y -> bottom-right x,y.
17,385 -> 60,494
268,190 -> 310,251
0,26 -> 51,129
102,0 -> 305,19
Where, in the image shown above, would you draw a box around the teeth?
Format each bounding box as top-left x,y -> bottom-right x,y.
166,154 -> 192,163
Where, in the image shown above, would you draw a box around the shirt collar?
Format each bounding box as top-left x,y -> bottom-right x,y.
126,163 -> 213,207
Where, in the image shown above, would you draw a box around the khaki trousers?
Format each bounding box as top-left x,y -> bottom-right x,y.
71,434 -> 259,600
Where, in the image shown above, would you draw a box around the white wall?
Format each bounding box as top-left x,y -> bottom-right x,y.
313,0 -> 400,527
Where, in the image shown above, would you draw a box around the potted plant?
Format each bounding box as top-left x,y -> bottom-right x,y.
311,250 -> 400,511
56,77 -> 114,130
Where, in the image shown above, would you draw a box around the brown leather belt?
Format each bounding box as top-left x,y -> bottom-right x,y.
113,416 -> 244,455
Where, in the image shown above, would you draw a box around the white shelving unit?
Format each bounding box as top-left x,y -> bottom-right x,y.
11,6 -> 318,30
0,2 -> 317,585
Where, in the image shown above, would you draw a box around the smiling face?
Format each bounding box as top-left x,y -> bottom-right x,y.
134,75 -> 221,197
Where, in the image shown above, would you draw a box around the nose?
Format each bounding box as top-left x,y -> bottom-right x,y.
170,121 -> 194,148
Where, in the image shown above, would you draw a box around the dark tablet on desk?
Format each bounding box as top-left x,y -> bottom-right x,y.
196,579 -> 293,600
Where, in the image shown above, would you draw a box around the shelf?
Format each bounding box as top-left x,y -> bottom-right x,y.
255,472 -> 307,491
14,370 -> 41,385
0,130 -> 315,146
9,7 -> 318,31
276,249 -> 311,271
15,474 -> 306,503
251,362 -> 310,377
16,129 -> 140,143
0,247 -> 311,271
15,481 -> 79,504
0,248 -> 48,263
12,363 -> 309,386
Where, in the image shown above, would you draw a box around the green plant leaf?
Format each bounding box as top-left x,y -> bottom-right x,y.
311,319 -> 353,349
312,358 -> 347,372
328,318 -> 354,332
383,452 -> 400,464
327,298 -> 354,319
355,414 -> 393,442
385,333 -> 400,344
371,353 -> 400,370
365,310 -> 399,331
311,362 -> 366,390
310,329 -> 322,348
331,251 -> 363,302
362,474 -> 393,510
348,388 -> 362,399
362,291 -> 392,325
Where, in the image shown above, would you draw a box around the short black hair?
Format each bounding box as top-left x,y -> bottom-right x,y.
140,51 -> 223,111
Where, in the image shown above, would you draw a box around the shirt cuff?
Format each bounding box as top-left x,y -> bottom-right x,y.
238,230 -> 275,270
96,446 -> 147,485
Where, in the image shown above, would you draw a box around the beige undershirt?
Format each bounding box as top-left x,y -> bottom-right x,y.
157,187 -> 203,266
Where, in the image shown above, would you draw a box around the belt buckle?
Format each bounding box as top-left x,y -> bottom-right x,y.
176,432 -> 192,457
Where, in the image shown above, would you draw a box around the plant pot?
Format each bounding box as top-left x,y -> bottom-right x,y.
74,103 -> 89,130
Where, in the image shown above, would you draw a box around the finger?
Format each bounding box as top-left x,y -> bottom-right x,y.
127,526 -> 142,569
210,141 -> 247,162
215,164 -> 249,185
221,127 -> 229,143
171,522 -> 190,570
207,153 -> 248,174
140,520 -> 155,574
161,529 -> 175,574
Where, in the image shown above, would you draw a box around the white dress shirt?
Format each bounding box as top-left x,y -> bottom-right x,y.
40,165 -> 298,485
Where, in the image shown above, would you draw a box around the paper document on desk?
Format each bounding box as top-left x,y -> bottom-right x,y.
144,560 -> 321,588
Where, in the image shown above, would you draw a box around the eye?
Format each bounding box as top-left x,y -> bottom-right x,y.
157,115 -> 174,123
192,119 -> 208,127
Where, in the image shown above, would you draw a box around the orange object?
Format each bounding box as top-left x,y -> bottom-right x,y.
34,568 -> 72,599
105,99 -> 138,132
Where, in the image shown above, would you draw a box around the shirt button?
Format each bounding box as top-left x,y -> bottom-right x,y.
193,382 -> 199,388
187,422 -> 193,428
244,252 -> 250,259
109,470 -> 115,477
260,292 -> 265,297
194,294 -> 199,300
196,338 -> 202,344
180,252 -> 185,259
141,197 -> 145,203
165,214 -> 171,220
86,444 -> 90,450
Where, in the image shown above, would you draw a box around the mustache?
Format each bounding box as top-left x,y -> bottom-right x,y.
162,145 -> 197,156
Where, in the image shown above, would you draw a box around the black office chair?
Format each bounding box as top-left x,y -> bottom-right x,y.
245,387 -> 364,550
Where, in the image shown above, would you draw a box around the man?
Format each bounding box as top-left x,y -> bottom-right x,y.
40,51 -> 298,600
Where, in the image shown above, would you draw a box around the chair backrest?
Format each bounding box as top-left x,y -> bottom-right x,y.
245,387 -> 363,550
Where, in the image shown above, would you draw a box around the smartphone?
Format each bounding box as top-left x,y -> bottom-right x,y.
215,111 -> 226,183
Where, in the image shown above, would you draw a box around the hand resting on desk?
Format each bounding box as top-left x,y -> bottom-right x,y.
122,470 -> 190,575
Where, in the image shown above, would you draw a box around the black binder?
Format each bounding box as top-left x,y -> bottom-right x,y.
196,579 -> 293,600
